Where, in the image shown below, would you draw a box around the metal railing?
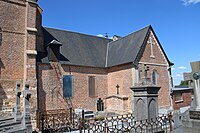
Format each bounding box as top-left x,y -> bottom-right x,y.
80,114 -> 170,133
39,109 -> 171,133
39,108 -> 80,132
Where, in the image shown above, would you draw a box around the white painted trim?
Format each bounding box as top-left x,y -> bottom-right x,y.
139,62 -> 168,67
26,27 -> 37,32
26,50 -> 37,55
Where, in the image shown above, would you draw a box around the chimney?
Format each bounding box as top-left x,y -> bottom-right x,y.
105,33 -> 108,38
113,35 -> 121,41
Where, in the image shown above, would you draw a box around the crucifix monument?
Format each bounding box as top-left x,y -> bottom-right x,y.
181,61 -> 200,131
131,64 -> 160,120
188,61 -> 200,117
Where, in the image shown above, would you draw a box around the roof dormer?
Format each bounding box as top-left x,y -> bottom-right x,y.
46,40 -> 62,62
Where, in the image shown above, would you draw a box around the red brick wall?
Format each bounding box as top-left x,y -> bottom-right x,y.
0,0 -> 41,129
107,64 -> 134,113
139,31 -> 171,108
37,63 -> 108,112
0,0 -> 26,114
172,90 -> 193,110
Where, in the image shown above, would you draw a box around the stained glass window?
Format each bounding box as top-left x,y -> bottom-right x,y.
63,75 -> 73,98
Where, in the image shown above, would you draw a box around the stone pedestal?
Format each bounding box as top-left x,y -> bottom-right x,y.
23,83 -> 32,132
180,61 -> 200,131
131,84 -> 160,121
13,82 -> 22,121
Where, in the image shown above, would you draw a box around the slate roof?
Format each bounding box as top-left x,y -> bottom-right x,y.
38,25 -> 172,68
39,27 -> 112,67
107,26 -> 149,67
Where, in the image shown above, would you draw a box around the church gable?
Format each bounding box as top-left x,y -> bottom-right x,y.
139,29 -> 169,66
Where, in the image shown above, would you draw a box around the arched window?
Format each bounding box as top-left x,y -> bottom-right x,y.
152,70 -> 158,85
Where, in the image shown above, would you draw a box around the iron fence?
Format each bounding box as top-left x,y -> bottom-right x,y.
39,109 -> 171,133
39,108 -> 80,132
80,114 -> 169,133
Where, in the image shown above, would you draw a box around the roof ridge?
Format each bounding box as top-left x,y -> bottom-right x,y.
109,25 -> 151,45
43,26 -> 112,41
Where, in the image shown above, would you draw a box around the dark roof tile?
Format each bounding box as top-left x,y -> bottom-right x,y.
38,25 -> 172,68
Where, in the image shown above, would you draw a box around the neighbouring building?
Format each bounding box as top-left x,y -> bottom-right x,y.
172,86 -> 193,110
183,72 -> 193,87
0,0 -> 173,130
172,61 -> 200,111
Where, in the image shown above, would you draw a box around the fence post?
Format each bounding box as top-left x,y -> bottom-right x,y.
41,116 -> 44,133
70,107 -> 72,122
168,112 -> 173,132
79,109 -> 85,133
104,120 -> 107,133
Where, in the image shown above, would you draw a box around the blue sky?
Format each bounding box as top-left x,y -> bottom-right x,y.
38,0 -> 200,85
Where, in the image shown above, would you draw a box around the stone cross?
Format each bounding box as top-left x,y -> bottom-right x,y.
15,82 -> 21,121
116,84 -> 120,94
192,72 -> 200,109
23,83 -> 32,127
191,61 -> 200,110
142,64 -> 149,79
148,36 -> 154,58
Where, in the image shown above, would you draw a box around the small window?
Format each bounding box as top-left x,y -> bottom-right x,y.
174,93 -> 183,102
152,70 -> 158,85
89,76 -> 96,97
63,75 -> 73,98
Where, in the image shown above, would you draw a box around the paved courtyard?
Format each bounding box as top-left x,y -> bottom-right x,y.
172,126 -> 200,133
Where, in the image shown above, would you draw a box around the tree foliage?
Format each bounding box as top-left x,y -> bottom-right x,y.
179,80 -> 189,86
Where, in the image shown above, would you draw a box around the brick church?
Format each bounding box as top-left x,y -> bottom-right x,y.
0,0 -> 173,129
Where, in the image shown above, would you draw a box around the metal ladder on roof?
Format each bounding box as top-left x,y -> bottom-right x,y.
51,62 -> 73,109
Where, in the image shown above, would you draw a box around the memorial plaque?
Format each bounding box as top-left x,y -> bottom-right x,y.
189,111 -> 200,120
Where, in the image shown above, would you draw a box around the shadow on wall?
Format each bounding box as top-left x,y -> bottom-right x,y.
36,67 -> 46,129
0,58 -> 6,111
0,58 -> 5,79
0,83 -> 7,111
37,68 -> 46,112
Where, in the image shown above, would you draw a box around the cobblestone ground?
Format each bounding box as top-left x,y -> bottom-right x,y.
172,126 -> 200,133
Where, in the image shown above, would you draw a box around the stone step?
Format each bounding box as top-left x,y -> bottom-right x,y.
0,117 -> 14,123
0,120 -> 21,129
0,117 -> 15,127
0,125 -> 26,133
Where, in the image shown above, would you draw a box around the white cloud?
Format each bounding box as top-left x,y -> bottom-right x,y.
177,66 -> 187,70
182,0 -> 200,5
176,73 -> 182,77
97,34 -> 104,37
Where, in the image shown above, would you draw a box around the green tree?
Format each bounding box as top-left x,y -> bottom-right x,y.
179,80 -> 189,86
